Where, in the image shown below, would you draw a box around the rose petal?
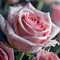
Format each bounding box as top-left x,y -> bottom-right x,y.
50,23 -> 60,39
8,5 -> 22,25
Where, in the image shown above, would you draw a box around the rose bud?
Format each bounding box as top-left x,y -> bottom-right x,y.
0,3 -> 59,53
33,49 -> 60,60
0,41 -> 14,60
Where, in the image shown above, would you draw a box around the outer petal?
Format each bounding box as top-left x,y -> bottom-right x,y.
45,12 -> 60,39
50,23 -> 60,39
8,5 -> 22,25
0,41 -> 14,60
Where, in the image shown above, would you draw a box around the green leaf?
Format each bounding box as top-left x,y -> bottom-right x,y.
50,45 -> 60,55
3,3 -> 9,17
36,0 -> 44,10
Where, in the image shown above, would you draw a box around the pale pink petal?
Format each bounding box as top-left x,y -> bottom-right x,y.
50,23 -> 60,39
8,5 -> 22,25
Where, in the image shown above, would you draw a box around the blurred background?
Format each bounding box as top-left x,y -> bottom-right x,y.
0,0 -> 60,60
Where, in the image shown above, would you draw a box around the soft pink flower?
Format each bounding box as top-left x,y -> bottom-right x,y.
33,49 -> 60,60
0,41 -> 14,60
51,4 -> 60,27
0,3 -> 59,53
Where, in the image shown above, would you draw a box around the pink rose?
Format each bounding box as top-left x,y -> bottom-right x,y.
33,49 -> 60,60
0,3 -> 59,53
0,41 -> 14,60
51,4 -> 60,27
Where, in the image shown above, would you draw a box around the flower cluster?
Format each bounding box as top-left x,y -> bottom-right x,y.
0,1 -> 60,60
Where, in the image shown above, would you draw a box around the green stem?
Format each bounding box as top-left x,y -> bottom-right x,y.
18,52 -> 25,60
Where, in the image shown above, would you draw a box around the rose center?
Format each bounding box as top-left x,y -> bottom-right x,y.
22,13 -> 47,32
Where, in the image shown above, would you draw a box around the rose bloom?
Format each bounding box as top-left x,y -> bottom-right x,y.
0,3 -> 59,53
0,41 -> 14,60
33,49 -> 60,60
51,4 -> 60,42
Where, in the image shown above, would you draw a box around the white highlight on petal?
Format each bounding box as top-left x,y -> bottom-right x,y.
50,23 -> 60,39
46,12 -> 60,40
45,40 -> 59,47
9,5 -> 22,16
